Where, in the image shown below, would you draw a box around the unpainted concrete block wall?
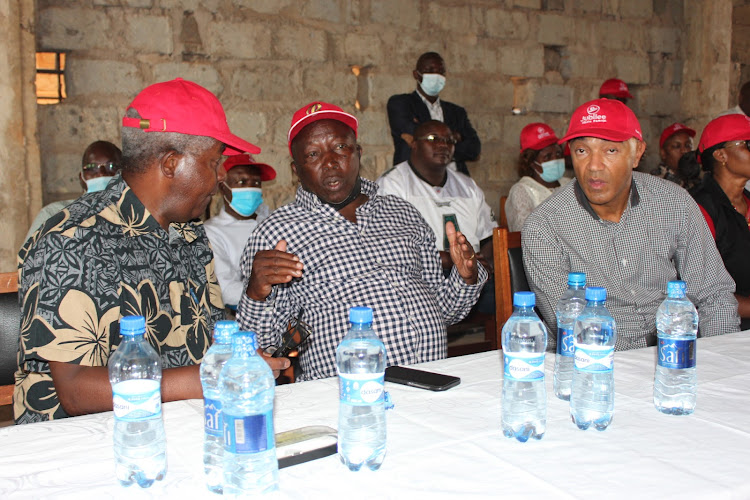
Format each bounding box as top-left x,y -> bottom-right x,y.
35,0 -> 696,215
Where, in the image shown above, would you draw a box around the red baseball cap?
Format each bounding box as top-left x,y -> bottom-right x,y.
122,78 -> 260,155
222,153 -> 276,181
520,123 -> 559,152
559,98 -> 643,143
599,78 -> 633,99
287,101 -> 358,154
659,122 -> 696,149
698,114 -> 750,152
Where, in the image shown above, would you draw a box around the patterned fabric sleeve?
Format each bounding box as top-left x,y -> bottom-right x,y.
521,213 -> 569,340
236,228 -> 299,351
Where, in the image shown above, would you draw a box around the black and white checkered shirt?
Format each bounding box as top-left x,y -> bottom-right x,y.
522,171 -> 740,351
237,178 -> 487,381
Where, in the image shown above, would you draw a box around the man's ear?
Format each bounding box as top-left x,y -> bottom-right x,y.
79,172 -> 87,192
659,147 -> 667,163
632,140 -> 647,169
290,160 -> 298,178
412,69 -> 421,82
160,150 -> 181,179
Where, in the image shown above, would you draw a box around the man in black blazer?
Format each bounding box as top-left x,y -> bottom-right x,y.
387,52 -> 481,175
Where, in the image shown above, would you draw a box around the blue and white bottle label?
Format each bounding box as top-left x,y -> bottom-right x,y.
204,397 -> 222,437
574,344 -> 614,373
339,373 -> 385,405
557,327 -> 575,357
112,379 -> 161,421
223,411 -> 274,454
658,338 -> 696,369
503,352 -> 545,381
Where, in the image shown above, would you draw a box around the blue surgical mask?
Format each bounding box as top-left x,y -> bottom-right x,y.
84,176 -> 114,193
419,73 -> 446,97
226,187 -> 263,217
535,158 -> 565,183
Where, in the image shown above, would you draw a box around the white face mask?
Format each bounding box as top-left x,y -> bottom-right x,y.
419,73 -> 446,97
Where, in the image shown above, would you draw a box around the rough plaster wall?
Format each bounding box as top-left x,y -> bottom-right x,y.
0,0 -> 41,271
35,0 -> 697,218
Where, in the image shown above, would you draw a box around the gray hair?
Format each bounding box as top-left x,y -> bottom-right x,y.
121,108 -> 220,174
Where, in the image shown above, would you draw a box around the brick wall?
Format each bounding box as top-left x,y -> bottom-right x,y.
33,0 -> 725,217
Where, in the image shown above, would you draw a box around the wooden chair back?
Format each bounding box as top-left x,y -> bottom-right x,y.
493,227 -> 529,345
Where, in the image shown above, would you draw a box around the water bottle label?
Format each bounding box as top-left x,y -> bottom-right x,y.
503,352 -> 545,381
658,337 -> 696,369
223,411 -> 274,454
112,379 -> 161,421
574,344 -> 614,372
204,397 -> 222,437
339,373 -> 385,405
557,327 -> 575,357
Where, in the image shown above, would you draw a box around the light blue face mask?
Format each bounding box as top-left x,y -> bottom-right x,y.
84,176 -> 114,193
227,187 -> 263,217
419,73 -> 446,97
535,158 -> 565,183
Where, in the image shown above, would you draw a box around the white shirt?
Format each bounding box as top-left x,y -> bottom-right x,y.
417,90 -> 444,122
506,176 -> 570,232
204,204 -> 269,307
377,161 -> 496,252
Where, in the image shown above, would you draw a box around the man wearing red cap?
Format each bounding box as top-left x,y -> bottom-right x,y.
522,98 -> 739,352
15,78 -> 289,424
205,154 -> 276,309
237,102 -> 486,381
649,122 -> 700,190
599,78 -> 633,105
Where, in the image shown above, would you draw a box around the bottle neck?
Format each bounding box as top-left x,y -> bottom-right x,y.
350,322 -> 373,330
586,299 -> 604,306
569,283 -> 585,290
514,305 -> 535,313
120,332 -> 144,341
667,293 -> 685,300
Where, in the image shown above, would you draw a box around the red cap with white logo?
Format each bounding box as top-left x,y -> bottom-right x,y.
659,122 -> 696,149
288,101 -> 358,155
520,123 -> 559,152
599,78 -> 633,99
559,98 -> 643,144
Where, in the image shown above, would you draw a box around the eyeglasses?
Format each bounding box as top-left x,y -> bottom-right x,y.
415,134 -> 456,146
82,162 -> 120,175
722,140 -> 750,152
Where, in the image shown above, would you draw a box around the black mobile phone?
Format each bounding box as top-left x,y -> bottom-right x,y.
384,366 -> 461,391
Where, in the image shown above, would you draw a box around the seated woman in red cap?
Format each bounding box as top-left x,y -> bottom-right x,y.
505,123 -> 570,232
650,122 -> 701,190
691,114 -> 750,329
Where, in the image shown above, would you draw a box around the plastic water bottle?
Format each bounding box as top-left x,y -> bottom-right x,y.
501,291 -> 548,442
108,315 -> 167,488
654,280 -> 698,415
200,320 -> 238,494
570,287 -> 617,431
336,306 -> 387,471
219,331 -> 278,495
554,272 -> 587,401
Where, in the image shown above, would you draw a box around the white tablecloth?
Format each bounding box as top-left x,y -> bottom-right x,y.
1,331 -> 749,499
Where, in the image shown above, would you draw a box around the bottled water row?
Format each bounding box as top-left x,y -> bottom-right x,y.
109,316 -> 279,494
111,307 -> 388,495
501,276 -> 698,442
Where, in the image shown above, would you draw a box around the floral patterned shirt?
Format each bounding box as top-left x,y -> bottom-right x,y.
14,174 -> 224,424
